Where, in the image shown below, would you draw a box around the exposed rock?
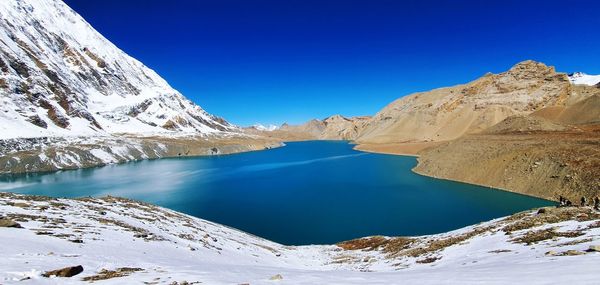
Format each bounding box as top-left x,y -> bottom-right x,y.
42,265 -> 84,277
414,128 -> 600,202
266,115 -> 371,140
483,115 -> 569,134
0,0 -> 234,139
356,60 -> 583,144
416,256 -> 442,264
562,250 -> 585,256
588,245 -> 600,252
26,115 -> 48,129
269,274 -> 283,281
0,218 -> 22,228
0,135 -> 283,174
81,267 -> 143,281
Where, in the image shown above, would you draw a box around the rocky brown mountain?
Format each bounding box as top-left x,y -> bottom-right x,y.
355,61 -> 582,144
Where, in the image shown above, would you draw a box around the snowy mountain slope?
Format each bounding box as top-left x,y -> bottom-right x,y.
0,134 -> 283,174
252,124 -> 279,131
569,72 -> 600,86
1,193 -> 599,284
0,0 -> 234,140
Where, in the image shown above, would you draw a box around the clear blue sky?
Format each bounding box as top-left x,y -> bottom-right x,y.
64,0 -> 600,126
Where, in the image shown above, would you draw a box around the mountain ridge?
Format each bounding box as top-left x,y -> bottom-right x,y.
0,0 -> 285,174
0,0 -> 234,140
279,61 -> 599,144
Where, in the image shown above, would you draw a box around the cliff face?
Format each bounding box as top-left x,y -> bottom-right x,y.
356,61 -> 577,143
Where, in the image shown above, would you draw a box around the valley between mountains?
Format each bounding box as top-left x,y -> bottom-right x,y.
1,0 -> 597,203
1,0 -> 600,284
256,60 -> 600,202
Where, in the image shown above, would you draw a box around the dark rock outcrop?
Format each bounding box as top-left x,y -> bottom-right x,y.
42,265 -> 84,278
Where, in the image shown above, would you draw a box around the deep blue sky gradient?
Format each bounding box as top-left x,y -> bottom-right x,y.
64,0 -> 600,126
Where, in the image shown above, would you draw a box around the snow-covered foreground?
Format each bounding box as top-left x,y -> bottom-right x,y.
1,192 -> 599,284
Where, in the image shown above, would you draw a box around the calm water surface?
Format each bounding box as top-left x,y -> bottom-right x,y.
0,141 -> 553,245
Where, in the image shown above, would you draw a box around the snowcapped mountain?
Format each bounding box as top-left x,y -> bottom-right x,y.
0,0 -> 235,140
251,124 -> 279,131
569,72 -> 600,86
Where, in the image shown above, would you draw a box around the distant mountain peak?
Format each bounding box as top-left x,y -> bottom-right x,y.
251,124 -> 278,131
568,72 -> 600,86
507,60 -> 556,79
569,72 -> 586,77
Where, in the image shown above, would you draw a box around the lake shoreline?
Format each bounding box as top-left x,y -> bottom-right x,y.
352,140 -> 562,203
1,135 -> 560,206
1,140 -> 552,245
1,191 -> 597,283
352,141 -> 445,157
0,135 -> 284,175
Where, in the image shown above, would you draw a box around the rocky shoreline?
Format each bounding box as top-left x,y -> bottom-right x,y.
0,134 -> 283,174
412,130 -> 600,203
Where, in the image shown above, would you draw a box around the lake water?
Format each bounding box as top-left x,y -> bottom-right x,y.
0,141 -> 553,245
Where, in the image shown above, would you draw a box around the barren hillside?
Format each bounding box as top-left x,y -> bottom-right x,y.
356,61 -> 581,144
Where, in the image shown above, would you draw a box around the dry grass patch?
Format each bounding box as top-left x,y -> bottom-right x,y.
337,236 -> 389,251
416,256 -> 442,264
502,207 -> 600,233
489,249 -> 512,253
402,226 -> 492,258
511,228 -> 584,245
338,226 -> 492,259
556,238 -> 593,247
337,236 -> 415,254
82,267 -> 143,282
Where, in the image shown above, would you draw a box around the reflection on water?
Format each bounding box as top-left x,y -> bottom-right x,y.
0,141 -> 553,245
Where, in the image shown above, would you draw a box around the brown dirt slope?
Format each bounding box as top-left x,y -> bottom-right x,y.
532,94 -> 600,125
413,127 -> 600,202
483,115 -> 570,134
414,88 -> 600,202
353,141 -> 444,156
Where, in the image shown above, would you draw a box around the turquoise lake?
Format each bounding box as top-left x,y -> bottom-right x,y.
0,141 -> 553,245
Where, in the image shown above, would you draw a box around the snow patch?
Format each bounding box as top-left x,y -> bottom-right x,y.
569,72 -> 600,86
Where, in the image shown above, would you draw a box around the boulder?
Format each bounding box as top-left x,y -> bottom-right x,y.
563,250 -> 585,256
0,218 -> 22,228
269,274 -> 283,281
42,265 -> 84,278
588,245 -> 600,252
